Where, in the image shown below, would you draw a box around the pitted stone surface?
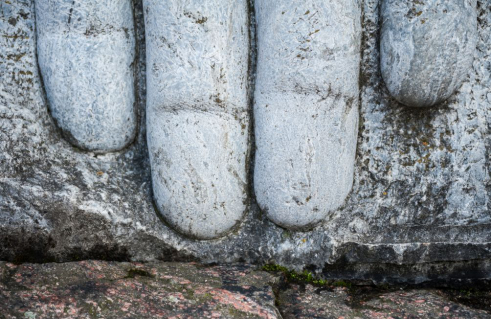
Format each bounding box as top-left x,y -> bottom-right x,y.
1,0 -> 491,284
1,261 -> 490,319
279,284 -> 491,319
253,0 -> 361,229
0,261 -> 281,319
144,0 -> 250,239
35,0 -> 137,152
380,0 -> 478,107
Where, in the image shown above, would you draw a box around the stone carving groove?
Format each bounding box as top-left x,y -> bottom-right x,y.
253,0 -> 361,229
144,0 -> 250,239
35,0 -> 137,152
380,0 -> 478,108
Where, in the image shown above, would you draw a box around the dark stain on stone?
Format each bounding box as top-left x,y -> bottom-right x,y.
68,280 -> 110,297
7,17 -> 17,26
65,244 -> 131,262
67,1 -> 75,25
125,268 -> 154,279
0,231 -> 57,264
159,246 -> 198,262
18,10 -> 29,20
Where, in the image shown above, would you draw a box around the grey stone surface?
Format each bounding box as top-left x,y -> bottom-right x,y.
0,261 -> 282,319
1,0 -> 491,285
35,0 -> 137,151
1,261 -> 490,319
279,283 -> 491,319
253,0 -> 361,229
380,0 -> 478,107
143,0 -> 250,239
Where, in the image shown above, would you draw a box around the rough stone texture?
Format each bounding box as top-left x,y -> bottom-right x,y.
253,0 -> 361,229
1,0 -> 491,285
279,284 -> 491,318
0,261 -> 281,318
1,261 -> 490,319
35,0 -> 137,152
144,0 -> 250,239
380,0 -> 478,107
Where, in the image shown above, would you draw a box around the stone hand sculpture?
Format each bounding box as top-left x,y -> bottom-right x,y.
380,0 -> 477,107
253,0 -> 361,229
32,0 -> 478,241
34,0 -> 361,238
144,0 -> 250,239
3,0 -> 489,282
35,0 -> 137,152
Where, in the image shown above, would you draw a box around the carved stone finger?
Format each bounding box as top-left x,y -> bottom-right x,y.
144,0 -> 250,239
35,0 -> 137,151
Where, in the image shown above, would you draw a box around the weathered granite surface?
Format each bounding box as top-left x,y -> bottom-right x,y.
380,0 -> 478,107
0,0 -> 491,284
1,261 -> 490,319
35,0 -> 137,151
279,283 -> 491,318
0,261 -> 281,319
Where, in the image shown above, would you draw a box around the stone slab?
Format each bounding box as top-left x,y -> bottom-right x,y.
1,261 -> 490,319
279,284 -> 491,319
0,261 -> 281,319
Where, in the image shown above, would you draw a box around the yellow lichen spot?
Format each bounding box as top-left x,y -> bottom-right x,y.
383,192 -> 387,196
96,171 -> 104,177
301,238 -> 307,243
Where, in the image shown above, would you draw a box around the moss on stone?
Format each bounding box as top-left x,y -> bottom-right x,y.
261,264 -> 328,286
